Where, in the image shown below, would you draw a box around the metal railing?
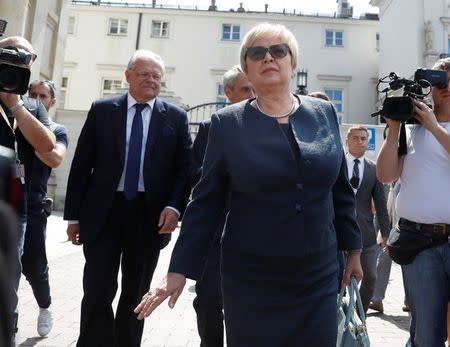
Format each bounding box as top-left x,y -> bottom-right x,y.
187,102 -> 229,138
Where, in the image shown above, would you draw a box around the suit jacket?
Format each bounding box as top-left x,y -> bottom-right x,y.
354,158 -> 390,247
170,96 -> 362,280
191,120 -> 210,186
64,94 -> 192,248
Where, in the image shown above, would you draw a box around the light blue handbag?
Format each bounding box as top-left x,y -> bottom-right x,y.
336,277 -> 370,347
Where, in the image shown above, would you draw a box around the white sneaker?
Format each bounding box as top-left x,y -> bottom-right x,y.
37,307 -> 53,337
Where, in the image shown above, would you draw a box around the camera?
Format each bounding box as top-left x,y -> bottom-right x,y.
372,68 -> 448,123
0,46 -> 32,95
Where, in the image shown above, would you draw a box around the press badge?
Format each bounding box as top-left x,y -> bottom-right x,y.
13,159 -> 25,184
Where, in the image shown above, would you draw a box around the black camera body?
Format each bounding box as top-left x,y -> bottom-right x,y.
374,68 -> 448,123
0,46 -> 32,95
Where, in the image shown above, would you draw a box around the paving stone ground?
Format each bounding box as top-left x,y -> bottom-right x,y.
15,212 -> 411,346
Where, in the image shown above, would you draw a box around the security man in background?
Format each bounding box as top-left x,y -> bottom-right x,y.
21,79 -> 68,337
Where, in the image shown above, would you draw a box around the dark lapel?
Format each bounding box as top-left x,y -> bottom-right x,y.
112,94 -> 128,170
144,98 -> 166,160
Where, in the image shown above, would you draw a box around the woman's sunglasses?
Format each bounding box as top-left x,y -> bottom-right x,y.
245,43 -> 291,61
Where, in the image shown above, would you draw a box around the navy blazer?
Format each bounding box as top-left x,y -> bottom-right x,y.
170,96 -> 361,280
64,94 -> 192,247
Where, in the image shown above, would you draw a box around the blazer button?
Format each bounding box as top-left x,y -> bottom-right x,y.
305,160 -> 311,166
296,183 -> 303,190
295,203 -> 302,212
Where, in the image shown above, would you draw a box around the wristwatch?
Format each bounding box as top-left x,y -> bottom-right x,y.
9,99 -> 24,114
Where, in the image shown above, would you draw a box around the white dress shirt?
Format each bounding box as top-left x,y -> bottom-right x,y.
345,152 -> 365,193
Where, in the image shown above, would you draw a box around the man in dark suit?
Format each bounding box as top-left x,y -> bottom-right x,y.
191,65 -> 253,347
64,49 -> 192,347
345,125 -> 390,314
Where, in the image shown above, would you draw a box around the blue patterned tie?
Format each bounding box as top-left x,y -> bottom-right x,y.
124,103 -> 147,200
350,158 -> 360,189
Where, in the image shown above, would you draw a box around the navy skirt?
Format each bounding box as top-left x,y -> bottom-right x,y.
221,247 -> 338,347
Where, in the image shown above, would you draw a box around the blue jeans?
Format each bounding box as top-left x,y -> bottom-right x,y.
402,242 -> 450,347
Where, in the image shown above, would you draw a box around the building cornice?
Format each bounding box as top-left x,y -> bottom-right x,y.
317,74 -> 352,82
64,62 -> 78,68
210,69 -> 227,76
69,4 -> 379,25
96,63 -> 126,70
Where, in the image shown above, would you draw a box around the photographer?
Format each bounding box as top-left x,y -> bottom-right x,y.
0,35 -> 55,342
377,58 -> 450,346
19,79 -> 68,337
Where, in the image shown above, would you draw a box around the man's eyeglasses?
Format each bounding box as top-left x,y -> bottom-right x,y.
245,43 -> 291,61
132,70 -> 162,81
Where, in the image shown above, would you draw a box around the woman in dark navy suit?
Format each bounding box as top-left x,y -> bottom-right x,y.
135,23 -> 363,346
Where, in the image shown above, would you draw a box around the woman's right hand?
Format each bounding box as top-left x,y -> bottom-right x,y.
134,272 -> 186,320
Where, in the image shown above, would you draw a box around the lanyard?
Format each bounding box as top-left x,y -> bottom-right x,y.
0,104 -> 24,183
0,103 -> 19,153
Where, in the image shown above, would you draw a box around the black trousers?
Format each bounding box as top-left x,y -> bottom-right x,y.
22,207 -> 51,309
193,235 -> 224,347
76,193 -> 160,347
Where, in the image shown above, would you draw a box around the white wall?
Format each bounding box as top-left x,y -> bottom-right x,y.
63,4 -> 379,125
373,0 -> 450,78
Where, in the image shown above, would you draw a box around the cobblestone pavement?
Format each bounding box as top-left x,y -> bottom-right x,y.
15,213 -> 411,346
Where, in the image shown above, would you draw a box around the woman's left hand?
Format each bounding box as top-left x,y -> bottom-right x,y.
342,251 -> 363,287
134,272 -> 186,320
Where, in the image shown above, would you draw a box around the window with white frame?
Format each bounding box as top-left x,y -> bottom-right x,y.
216,83 -> 228,109
108,18 -> 128,36
325,29 -> 343,47
152,20 -> 169,38
102,78 -> 125,97
60,76 -> 68,109
324,88 -> 344,123
68,16 -> 75,35
61,76 -> 68,89
222,24 -> 240,41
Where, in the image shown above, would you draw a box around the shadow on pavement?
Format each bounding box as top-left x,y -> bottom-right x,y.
367,312 -> 410,332
17,336 -> 45,346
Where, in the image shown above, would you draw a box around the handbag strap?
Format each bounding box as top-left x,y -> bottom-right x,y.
351,277 -> 367,326
342,277 -> 367,328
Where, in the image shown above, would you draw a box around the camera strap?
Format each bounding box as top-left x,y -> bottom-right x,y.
398,122 -> 407,156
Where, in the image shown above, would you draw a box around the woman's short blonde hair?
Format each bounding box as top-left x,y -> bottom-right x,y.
240,23 -> 299,74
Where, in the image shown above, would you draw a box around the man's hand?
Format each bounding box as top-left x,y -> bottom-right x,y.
380,237 -> 389,254
67,223 -> 82,245
158,208 -> 179,234
413,99 -> 439,131
0,92 -> 19,109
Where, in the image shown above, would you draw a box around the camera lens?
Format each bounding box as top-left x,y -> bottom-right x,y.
0,63 -> 30,94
